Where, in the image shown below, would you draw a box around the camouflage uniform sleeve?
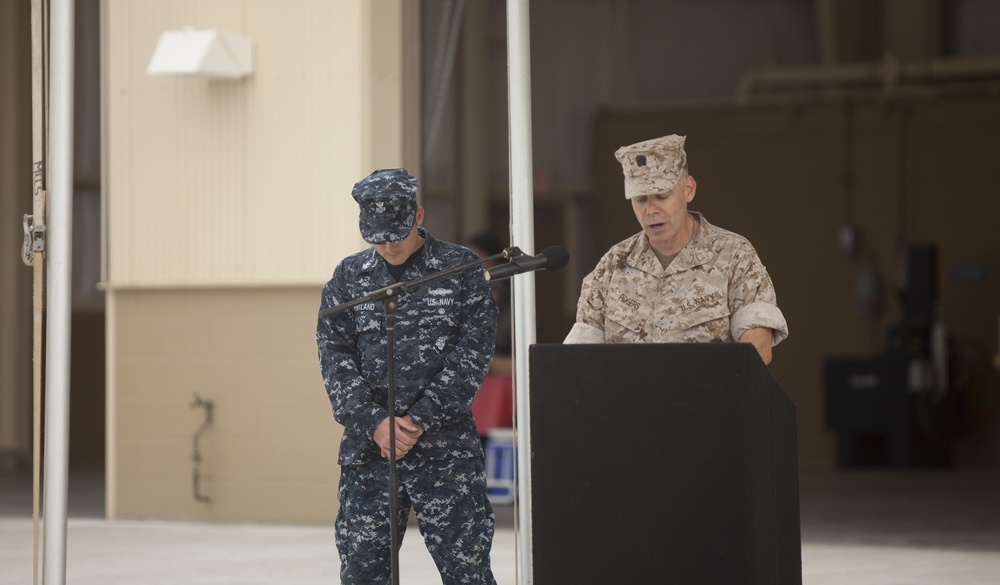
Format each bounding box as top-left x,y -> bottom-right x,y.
727,240 -> 789,346
564,255 -> 611,343
316,264 -> 389,441
407,263 -> 498,433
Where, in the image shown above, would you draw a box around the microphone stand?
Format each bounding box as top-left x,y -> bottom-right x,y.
320,246 -> 518,585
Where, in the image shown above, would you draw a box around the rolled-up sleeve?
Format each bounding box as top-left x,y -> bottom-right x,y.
727,241 -> 788,346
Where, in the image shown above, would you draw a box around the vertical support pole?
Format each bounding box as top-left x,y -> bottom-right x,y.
42,0 -> 74,583
29,1 -> 47,584
506,0 -> 535,582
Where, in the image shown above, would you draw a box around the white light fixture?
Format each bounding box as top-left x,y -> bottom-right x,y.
146,27 -> 254,80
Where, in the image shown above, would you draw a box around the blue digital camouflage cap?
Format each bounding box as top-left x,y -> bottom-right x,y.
351,168 -> 419,245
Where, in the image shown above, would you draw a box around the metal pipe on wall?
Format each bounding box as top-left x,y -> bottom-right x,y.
737,54 -> 1000,101
42,0 -> 75,583
506,0 -> 535,582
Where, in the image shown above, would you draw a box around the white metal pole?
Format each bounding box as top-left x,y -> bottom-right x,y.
42,0 -> 75,583
506,0 -> 535,583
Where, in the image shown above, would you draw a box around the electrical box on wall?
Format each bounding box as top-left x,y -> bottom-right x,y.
146,27 -> 254,79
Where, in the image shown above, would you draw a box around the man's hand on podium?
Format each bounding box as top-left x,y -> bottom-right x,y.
740,327 -> 773,365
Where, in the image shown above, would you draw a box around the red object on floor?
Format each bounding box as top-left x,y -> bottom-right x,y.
472,374 -> 514,437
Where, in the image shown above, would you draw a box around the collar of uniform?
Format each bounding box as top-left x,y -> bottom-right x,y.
414,227 -> 449,271
359,248 -> 383,273
628,211 -> 714,275
678,211 -> 715,269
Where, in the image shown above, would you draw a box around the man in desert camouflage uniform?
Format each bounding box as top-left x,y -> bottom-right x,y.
317,168 -> 499,584
564,135 -> 788,363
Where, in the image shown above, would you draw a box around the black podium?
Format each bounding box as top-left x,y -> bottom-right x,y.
529,343 -> 801,584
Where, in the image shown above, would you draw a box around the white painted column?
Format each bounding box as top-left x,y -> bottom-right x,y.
43,0 -> 75,583
506,0 -> 535,582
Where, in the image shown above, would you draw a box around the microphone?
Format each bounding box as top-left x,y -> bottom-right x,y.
485,246 -> 570,281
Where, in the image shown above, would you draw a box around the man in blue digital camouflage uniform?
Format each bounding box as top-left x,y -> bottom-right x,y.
317,168 -> 500,585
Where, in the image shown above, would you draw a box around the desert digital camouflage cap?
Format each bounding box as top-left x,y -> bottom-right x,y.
351,168 -> 419,245
614,134 -> 687,199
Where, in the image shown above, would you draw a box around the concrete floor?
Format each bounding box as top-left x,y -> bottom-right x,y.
2,467 -> 1000,584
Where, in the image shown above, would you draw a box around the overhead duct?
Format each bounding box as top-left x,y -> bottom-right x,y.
737,54 -> 1000,102
738,0 -> 997,102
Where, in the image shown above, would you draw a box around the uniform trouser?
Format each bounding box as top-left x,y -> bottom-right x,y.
336,457 -> 498,585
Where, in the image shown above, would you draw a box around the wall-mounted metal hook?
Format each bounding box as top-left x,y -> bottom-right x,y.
190,394 -> 214,503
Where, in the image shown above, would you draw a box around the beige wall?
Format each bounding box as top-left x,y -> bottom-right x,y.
104,0 -> 390,286
108,288 -> 338,523
104,0 -> 416,520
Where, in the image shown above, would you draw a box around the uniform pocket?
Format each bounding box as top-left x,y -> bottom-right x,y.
675,304 -> 731,342
417,313 -> 459,368
604,295 -> 652,342
352,303 -> 383,334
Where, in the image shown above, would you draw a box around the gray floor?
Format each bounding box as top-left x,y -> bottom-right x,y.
2,467 -> 1000,584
